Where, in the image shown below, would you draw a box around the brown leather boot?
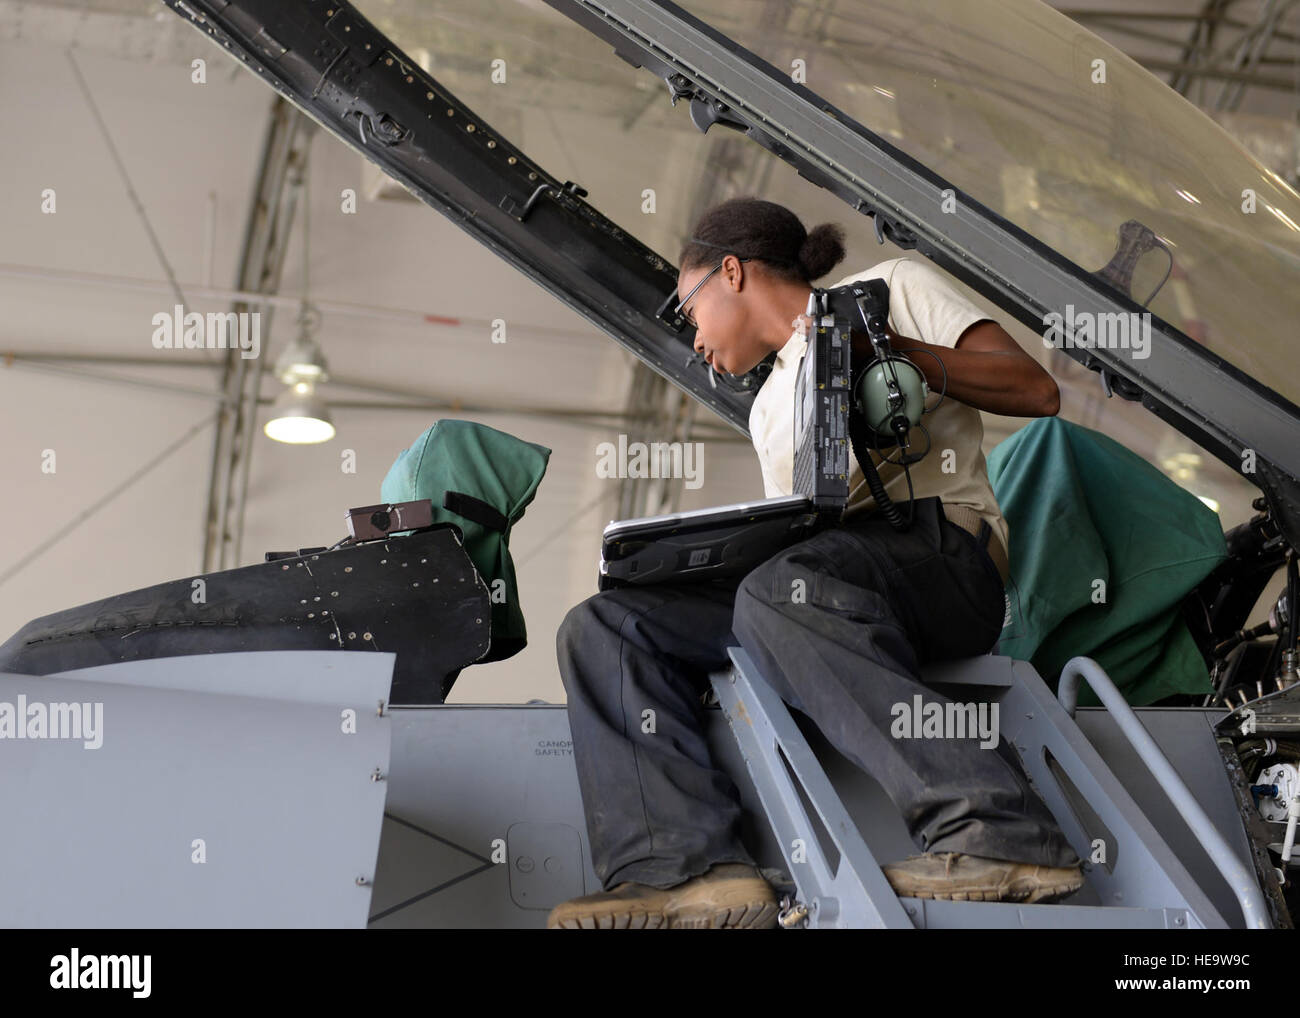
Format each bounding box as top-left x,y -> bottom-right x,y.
882,851 -> 1084,903
547,863 -> 779,929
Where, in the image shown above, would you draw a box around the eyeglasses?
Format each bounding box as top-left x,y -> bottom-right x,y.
673,257 -> 750,328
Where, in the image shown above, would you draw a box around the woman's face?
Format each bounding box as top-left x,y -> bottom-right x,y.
676,256 -> 772,376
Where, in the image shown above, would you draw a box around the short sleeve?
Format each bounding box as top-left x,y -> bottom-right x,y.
887,258 -> 992,350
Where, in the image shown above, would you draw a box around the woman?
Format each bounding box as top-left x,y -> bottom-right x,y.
549,197 -> 1081,930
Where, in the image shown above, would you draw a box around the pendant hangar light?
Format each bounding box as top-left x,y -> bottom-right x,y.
265,161 -> 334,444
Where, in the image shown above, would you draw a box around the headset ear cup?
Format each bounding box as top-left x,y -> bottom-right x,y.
850,362 -> 897,452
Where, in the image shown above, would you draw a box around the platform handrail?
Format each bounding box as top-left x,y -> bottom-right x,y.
1058,655 -> 1270,930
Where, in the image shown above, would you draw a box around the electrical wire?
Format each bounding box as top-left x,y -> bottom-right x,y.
901,346 -> 950,414
1141,246 -> 1174,309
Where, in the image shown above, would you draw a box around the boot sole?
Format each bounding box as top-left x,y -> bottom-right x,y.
549,910 -> 668,930
667,878 -> 780,928
548,879 -> 780,929
669,900 -> 780,929
900,879 -> 1083,904
548,903 -> 779,929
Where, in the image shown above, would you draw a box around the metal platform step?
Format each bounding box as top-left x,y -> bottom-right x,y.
710,646 -> 1270,929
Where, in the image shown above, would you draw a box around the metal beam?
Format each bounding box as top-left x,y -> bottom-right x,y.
0,351 -> 745,438
0,261 -> 625,349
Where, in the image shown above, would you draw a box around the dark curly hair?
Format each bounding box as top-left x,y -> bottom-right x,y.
679,197 -> 847,284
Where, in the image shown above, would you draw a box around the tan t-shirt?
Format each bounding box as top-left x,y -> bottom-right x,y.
747,256 -> 1010,558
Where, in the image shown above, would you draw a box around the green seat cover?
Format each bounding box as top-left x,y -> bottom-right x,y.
381,419 -> 551,663
987,417 -> 1226,706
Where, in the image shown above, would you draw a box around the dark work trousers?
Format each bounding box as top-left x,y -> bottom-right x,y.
556,496 -> 1080,890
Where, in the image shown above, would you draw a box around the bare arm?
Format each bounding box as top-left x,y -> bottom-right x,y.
851,319 -> 1060,418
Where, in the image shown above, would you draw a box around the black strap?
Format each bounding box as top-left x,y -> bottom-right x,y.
443,490 -> 508,532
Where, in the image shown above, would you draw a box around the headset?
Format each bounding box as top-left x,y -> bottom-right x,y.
665,270 -> 948,532
809,279 -> 948,531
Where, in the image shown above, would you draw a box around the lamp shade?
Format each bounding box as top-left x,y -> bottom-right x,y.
264,382 -> 335,444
